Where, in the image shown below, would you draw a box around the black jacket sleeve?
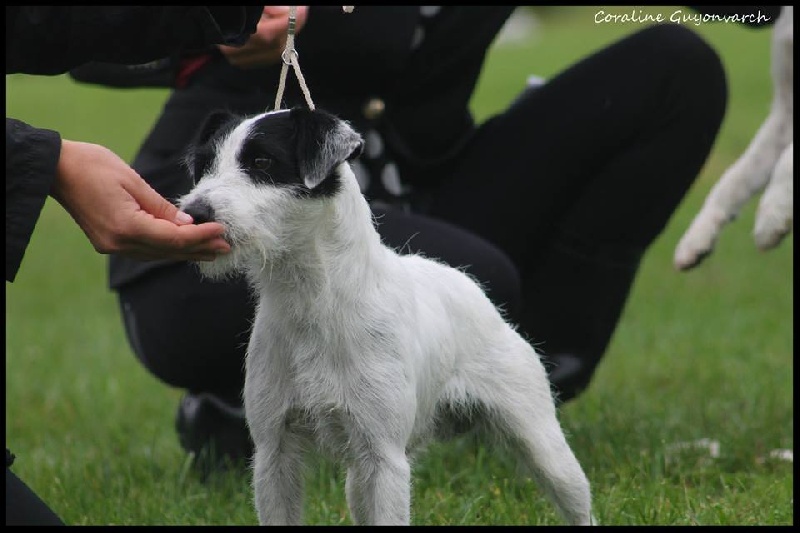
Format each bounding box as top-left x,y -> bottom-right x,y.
5,6 -> 263,75
5,6 -> 262,282
6,118 -> 61,282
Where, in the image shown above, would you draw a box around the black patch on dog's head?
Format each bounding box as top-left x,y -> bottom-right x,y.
242,107 -> 364,197
185,109 -> 241,184
238,110 -> 307,192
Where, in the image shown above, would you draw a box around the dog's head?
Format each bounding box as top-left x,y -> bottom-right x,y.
178,107 -> 364,279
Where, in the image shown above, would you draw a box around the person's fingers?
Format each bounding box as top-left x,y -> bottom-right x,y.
262,5 -> 308,30
263,6 -> 291,18
263,6 -> 308,18
153,222 -> 231,253
218,6 -> 308,68
121,214 -> 232,255
121,171 -> 194,225
259,15 -> 297,35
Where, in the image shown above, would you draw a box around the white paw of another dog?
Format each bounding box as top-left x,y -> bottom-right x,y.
754,142 -> 793,250
673,205 -> 730,270
673,6 -> 793,271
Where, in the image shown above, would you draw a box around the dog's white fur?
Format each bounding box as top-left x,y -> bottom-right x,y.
674,6 -> 793,270
178,108 -> 594,525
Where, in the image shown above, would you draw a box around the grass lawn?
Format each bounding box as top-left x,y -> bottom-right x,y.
5,7 -> 793,525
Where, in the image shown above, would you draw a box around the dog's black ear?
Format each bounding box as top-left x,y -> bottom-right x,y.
196,109 -> 239,146
293,108 -> 364,190
185,110 -> 239,183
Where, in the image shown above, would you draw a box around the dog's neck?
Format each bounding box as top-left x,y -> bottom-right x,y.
248,164 -> 392,307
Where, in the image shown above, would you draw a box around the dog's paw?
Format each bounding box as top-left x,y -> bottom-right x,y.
673,207 -> 729,270
754,215 -> 793,251
754,142 -> 793,250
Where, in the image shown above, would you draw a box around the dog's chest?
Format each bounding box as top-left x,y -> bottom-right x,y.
251,307 -> 384,399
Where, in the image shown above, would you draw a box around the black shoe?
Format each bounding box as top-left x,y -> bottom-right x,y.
175,392 -> 254,474
544,353 -> 592,406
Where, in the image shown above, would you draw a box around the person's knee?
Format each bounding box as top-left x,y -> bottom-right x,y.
640,23 -> 727,107
643,23 -> 724,74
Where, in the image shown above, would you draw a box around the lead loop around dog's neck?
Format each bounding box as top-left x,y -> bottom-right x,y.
273,6 -> 315,112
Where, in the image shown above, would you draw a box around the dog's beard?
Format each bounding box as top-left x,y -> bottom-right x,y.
182,193 -> 286,281
194,250 -> 241,280
194,226 -> 279,282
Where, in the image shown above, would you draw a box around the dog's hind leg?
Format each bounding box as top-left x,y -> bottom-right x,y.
250,420 -> 312,525
468,343 -> 594,525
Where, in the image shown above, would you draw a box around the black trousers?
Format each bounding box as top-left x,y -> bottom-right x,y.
6,450 -> 64,526
117,24 -> 726,404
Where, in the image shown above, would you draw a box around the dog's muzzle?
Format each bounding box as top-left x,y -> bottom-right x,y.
183,199 -> 216,225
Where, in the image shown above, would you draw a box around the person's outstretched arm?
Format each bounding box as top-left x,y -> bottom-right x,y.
6,118 -> 231,282
5,6 -> 261,281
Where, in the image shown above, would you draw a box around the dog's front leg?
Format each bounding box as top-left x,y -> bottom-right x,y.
344,465 -> 369,525
345,441 -> 412,525
251,419 -> 311,525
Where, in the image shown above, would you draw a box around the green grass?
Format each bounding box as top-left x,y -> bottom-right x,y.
6,7 -> 793,525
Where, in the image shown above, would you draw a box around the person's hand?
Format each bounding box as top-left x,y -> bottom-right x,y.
218,6 -> 310,69
51,139 -> 231,261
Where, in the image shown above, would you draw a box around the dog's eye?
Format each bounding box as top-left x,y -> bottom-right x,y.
253,157 -> 273,171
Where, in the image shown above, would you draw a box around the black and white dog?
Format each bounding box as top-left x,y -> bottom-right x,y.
674,6 -> 793,269
178,107 -> 595,525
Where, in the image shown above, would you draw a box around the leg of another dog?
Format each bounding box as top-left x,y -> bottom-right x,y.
673,110 -> 789,269
753,10 -> 793,251
754,141 -> 793,249
251,423 -> 310,525
344,441 -> 411,525
674,6 -> 793,269
469,339 -> 594,525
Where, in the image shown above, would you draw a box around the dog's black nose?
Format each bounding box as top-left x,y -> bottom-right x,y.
183,200 -> 215,224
